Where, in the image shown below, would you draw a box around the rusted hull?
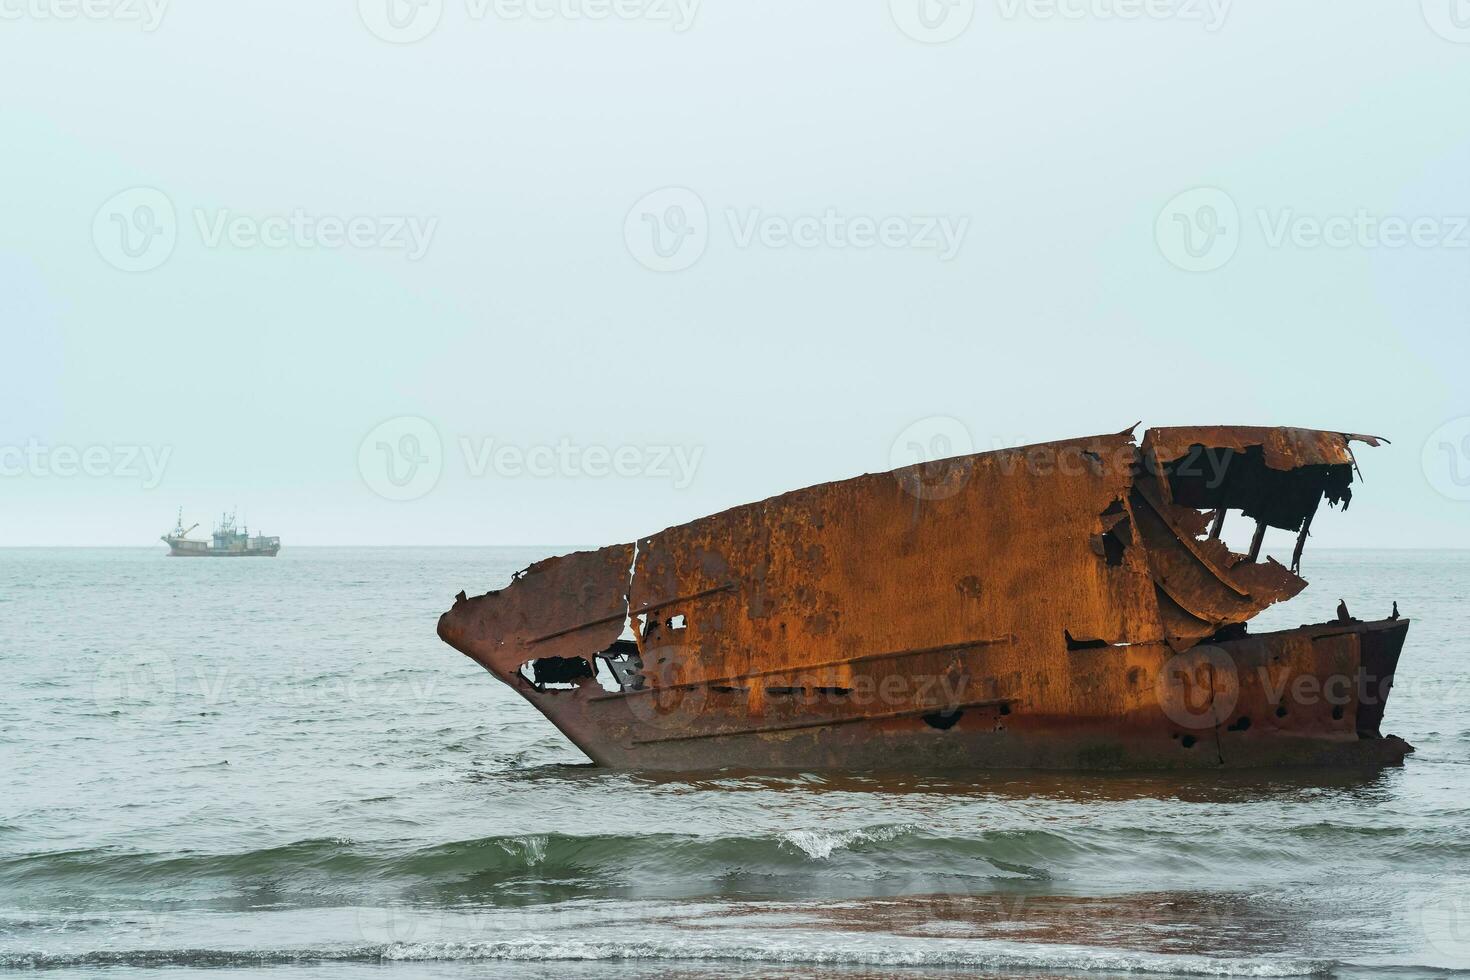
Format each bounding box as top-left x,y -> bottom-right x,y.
445,613 -> 1409,771
437,424 -> 1414,772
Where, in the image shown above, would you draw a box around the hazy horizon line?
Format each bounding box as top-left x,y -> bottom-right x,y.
4,544 -> 1468,552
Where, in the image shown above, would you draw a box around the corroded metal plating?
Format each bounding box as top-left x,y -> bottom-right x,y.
438,425 -> 1410,771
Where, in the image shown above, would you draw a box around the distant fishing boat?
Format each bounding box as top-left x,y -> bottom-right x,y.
161,509 -> 280,557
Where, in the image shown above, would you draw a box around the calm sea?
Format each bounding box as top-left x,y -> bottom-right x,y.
1,547 -> 1468,979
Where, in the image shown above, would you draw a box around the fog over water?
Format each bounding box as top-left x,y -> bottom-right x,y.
3,3 -> 1469,548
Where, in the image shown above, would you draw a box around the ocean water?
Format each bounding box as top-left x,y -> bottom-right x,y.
1,547 -> 1468,980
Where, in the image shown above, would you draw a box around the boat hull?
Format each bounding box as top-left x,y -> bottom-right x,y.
438,426 -> 1414,772
162,536 -> 279,557
444,614 -> 1410,772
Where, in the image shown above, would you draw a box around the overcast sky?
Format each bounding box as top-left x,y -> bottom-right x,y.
2,1 -> 1468,550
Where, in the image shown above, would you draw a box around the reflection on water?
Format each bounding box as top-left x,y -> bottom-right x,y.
608,764 -> 1405,804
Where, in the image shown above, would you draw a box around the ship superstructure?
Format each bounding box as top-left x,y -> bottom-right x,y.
161,509 -> 280,557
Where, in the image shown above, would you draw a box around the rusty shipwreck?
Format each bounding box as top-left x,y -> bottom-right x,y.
438,425 -> 1412,770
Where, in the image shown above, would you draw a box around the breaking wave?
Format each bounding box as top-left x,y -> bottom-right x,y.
779,823 -> 918,859
0,825 -> 1166,901
10,816 -> 1466,905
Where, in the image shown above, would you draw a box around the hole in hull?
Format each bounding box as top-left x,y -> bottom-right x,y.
521,656 -> 594,691
1065,630 -> 1109,651
594,639 -> 644,692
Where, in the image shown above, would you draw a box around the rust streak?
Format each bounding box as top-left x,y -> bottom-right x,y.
631,698 -> 1019,745
586,634 -> 1016,701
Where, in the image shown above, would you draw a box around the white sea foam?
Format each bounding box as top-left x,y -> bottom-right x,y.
494,834 -> 548,865
779,824 -> 915,859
